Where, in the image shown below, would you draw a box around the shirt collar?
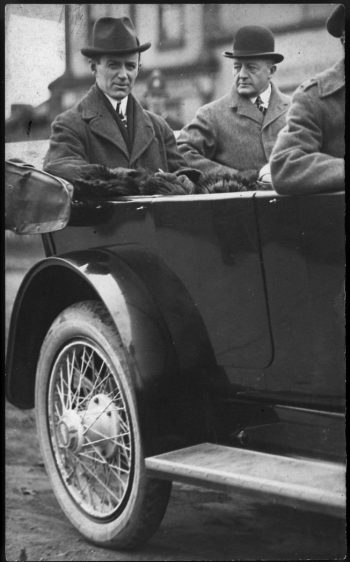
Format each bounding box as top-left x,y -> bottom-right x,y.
104,93 -> 128,115
250,83 -> 272,107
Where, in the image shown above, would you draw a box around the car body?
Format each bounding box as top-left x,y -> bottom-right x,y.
5,143 -> 346,548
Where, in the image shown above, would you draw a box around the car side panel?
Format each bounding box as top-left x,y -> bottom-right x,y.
253,192 -> 345,406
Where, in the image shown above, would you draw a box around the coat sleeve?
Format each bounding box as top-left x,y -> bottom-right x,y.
43,113 -> 108,182
270,86 -> 345,194
160,119 -> 191,173
177,105 -> 239,176
151,113 -> 201,179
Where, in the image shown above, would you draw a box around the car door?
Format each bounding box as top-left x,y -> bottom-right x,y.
151,192 -> 273,388
254,191 -> 345,408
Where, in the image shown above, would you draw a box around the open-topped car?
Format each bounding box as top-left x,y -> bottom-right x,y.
5,140 -> 345,549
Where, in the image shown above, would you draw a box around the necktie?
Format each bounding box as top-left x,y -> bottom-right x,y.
116,103 -> 128,128
255,95 -> 267,115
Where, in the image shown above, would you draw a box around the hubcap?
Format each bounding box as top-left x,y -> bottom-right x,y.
48,340 -> 133,518
83,394 -> 119,459
57,410 -> 84,452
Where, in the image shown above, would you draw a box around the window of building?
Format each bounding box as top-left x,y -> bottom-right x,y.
158,4 -> 185,50
203,4 -> 332,43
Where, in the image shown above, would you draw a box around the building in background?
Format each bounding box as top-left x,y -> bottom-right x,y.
6,4 -> 343,141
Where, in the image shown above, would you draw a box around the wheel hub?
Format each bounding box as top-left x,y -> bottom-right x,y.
83,393 -> 120,459
58,410 -> 84,452
57,394 -> 119,458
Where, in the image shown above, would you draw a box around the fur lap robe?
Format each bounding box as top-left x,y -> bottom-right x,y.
71,165 -> 261,202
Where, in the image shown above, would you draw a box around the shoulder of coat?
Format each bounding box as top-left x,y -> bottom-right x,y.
197,94 -> 231,116
146,110 -> 173,134
54,106 -> 79,125
299,77 -> 318,92
146,110 -> 167,127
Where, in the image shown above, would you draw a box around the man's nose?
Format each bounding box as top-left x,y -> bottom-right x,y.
117,66 -> 127,79
238,66 -> 248,79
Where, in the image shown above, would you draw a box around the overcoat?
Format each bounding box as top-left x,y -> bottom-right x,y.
270,60 -> 345,194
43,84 -> 188,182
177,82 -> 290,175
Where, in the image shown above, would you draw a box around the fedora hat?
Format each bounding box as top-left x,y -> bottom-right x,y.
81,17 -> 151,57
223,25 -> 284,63
326,4 -> 345,37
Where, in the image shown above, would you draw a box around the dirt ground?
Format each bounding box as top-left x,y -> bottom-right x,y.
5,235 -> 347,561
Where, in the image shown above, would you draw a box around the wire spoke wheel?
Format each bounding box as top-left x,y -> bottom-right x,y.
49,340 -> 133,518
35,300 -> 171,549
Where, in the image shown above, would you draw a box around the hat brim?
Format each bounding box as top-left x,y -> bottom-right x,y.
223,50 -> 284,63
81,42 -> 151,57
326,4 -> 345,37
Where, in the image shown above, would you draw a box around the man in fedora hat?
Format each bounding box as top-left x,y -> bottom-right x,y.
43,17 -> 198,191
270,5 -> 345,194
177,25 -> 290,183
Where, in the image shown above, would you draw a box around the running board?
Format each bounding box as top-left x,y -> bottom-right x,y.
145,443 -> 345,517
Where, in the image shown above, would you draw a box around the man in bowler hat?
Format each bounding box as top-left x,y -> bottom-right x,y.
177,25 -> 290,183
43,17 -> 197,190
270,5 -> 345,194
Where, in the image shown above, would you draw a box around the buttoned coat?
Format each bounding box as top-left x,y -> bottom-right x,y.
43,84 -> 188,182
270,60 -> 345,194
177,82 -> 290,175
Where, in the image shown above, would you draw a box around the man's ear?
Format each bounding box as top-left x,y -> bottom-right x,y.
269,64 -> 277,77
89,59 -> 97,74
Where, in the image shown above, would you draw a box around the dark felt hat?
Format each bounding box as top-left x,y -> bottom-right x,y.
81,17 -> 151,57
326,4 -> 345,37
223,25 -> 284,63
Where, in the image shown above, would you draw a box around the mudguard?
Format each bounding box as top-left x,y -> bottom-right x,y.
6,246 -> 226,453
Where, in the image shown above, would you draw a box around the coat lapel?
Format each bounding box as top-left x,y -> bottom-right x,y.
262,83 -> 290,131
229,83 -> 289,129
80,85 -> 129,159
230,87 -> 263,125
129,97 -> 155,165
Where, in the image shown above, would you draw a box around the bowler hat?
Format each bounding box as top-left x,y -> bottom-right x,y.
223,25 -> 284,63
81,17 -> 151,57
326,4 -> 345,37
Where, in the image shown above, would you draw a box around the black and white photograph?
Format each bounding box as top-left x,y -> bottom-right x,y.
5,3 -> 346,560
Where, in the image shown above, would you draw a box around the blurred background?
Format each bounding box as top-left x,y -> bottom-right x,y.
5,3 -> 343,141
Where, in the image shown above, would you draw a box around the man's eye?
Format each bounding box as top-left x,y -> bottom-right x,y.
126,65 -> 136,70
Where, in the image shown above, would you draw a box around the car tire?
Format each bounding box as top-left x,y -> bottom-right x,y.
35,299 -> 171,549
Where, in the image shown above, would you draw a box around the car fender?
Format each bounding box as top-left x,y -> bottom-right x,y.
6,246 -> 223,453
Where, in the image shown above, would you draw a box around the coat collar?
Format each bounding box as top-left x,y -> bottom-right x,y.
80,84 -> 155,161
229,81 -> 290,128
317,59 -> 345,98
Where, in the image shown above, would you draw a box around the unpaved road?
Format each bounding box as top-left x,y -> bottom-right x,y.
5,236 -> 346,561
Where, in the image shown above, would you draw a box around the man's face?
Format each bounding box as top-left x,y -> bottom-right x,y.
92,53 -> 139,100
233,58 -> 276,96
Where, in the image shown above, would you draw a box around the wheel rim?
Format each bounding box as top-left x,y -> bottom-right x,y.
47,339 -> 134,519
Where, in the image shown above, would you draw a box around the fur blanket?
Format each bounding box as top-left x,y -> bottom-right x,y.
72,166 -> 261,201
